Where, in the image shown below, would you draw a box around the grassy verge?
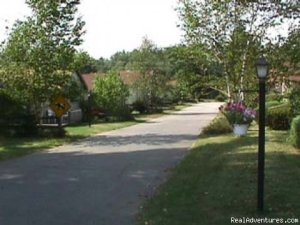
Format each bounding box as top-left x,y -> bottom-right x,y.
0,103 -> 191,161
137,128 -> 300,225
0,121 -> 136,161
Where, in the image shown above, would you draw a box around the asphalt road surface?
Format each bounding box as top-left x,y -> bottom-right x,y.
0,102 -> 220,225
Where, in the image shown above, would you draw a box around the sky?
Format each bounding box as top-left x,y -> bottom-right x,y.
0,0 -> 183,59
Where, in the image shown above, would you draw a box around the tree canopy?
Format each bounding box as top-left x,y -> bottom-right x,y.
0,0 -> 85,117
177,0 -> 299,101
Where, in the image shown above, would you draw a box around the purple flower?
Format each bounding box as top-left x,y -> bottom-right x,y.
220,102 -> 257,125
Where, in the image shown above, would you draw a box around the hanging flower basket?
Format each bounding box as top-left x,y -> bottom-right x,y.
219,102 -> 256,137
233,124 -> 249,136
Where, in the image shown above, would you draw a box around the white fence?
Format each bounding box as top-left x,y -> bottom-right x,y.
40,109 -> 83,125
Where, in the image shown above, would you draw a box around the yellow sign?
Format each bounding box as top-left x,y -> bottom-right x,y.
50,96 -> 71,118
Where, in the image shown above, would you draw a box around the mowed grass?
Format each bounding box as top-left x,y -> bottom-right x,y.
0,121 -> 136,161
0,103 -> 192,161
137,128 -> 300,225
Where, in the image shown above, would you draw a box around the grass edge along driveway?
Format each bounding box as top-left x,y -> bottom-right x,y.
136,128 -> 300,225
0,104 -> 191,161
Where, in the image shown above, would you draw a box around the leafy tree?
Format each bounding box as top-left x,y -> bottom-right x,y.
128,37 -> 172,110
95,57 -> 110,73
281,27 -> 300,71
93,72 -> 131,120
177,0 -> 299,102
108,50 -> 132,72
0,0 -> 85,119
166,44 -> 216,101
73,51 -> 97,74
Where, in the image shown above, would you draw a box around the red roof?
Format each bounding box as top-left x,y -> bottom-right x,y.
80,71 -> 175,90
80,73 -> 105,91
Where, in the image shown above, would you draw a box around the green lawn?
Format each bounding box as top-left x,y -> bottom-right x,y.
0,121 -> 136,161
0,103 -> 191,161
137,128 -> 300,225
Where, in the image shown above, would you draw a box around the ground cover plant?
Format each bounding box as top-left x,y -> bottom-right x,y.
201,114 -> 232,135
137,128 -> 300,225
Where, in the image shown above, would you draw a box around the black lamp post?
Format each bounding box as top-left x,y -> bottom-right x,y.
256,56 -> 268,211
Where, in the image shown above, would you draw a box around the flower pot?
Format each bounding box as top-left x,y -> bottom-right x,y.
233,124 -> 249,136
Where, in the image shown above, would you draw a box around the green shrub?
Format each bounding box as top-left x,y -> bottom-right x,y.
0,92 -> 37,137
266,103 -> 291,130
266,100 -> 283,109
289,87 -> 300,117
266,92 -> 283,102
288,115 -> 300,149
132,100 -> 148,114
93,72 -> 133,121
201,115 -> 232,135
215,94 -> 227,102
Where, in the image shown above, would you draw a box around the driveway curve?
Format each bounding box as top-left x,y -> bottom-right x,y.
0,102 -> 220,225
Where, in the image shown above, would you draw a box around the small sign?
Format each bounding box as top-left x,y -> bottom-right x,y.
50,96 -> 71,118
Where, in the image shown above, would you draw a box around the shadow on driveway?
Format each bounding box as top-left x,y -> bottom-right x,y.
76,133 -> 198,147
0,140 -> 191,225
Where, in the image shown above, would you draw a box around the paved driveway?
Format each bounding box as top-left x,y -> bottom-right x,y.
0,102 -> 220,225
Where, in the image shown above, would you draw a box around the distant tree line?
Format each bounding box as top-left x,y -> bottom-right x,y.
1,0 -> 298,136
75,36 -> 224,102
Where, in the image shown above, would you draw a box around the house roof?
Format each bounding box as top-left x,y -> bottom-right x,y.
119,71 -> 142,86
79,71 -> 177,90
289,75 -> 300,82
80,73 -> 105,91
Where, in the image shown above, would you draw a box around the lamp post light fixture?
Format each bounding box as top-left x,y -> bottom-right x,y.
256,56 -> 268,212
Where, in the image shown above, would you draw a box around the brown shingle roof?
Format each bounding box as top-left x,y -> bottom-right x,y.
80,73 -> 105,91
80,71 -> 175,90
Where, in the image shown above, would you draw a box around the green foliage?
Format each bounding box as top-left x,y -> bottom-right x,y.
266,92 -> 284,102
215,93 -> 227,102
73,51 -> 97,74
131,75 -> 164,113
0,91 -> 37,137
95,57 -> 110,73
281,27 -> 300,70
168,44 -> 215,101
176,71 -> 202,101
201,115 -> 232,135
288,115 -> 300,149
0,0 -> 85,118
93,72 -> 132,120
177,0 -> 298,100
267,103 -> 291,130
109,50 -> 132,72
266,100 -> 284,109
128,38 -> 172,111
90,42 -> 226,104
289,87 -> 300,117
